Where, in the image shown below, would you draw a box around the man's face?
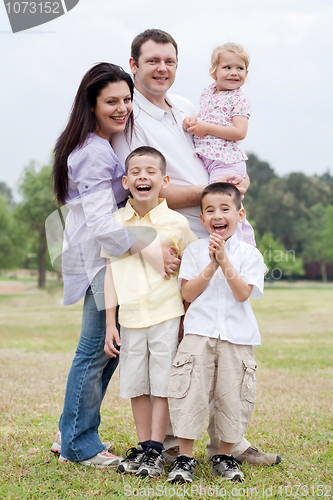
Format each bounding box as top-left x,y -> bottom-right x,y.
129,40 -> 177,100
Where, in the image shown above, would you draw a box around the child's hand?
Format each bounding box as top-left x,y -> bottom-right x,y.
104,325 -> 121,358
209,233 -> 226,264
187,121 -> 209,138
208,246 -> 218,266
183,116 -> 197,131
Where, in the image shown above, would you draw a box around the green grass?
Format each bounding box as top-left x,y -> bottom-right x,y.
0,285 -> 332,499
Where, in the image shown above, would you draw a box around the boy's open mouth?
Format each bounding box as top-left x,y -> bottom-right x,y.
213,223 -> 227,233
136,185 -> 151,192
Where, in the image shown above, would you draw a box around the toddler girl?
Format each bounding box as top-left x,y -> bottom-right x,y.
184,43 -> 255,245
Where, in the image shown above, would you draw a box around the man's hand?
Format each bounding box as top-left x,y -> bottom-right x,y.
187,121 -> 209,138
162,246 -> 181,279
183,116 -> 197,131
141,244 -> 180,279
104,325 -> 121,358
214,173 -> 250,199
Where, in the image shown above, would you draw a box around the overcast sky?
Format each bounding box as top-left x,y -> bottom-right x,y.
1,0 -> 332,198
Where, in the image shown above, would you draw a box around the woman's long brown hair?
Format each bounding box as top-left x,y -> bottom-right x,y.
52,63 -> 134,205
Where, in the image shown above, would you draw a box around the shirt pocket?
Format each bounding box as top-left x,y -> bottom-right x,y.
240,359 -> 257,404
168,354 -> 194,399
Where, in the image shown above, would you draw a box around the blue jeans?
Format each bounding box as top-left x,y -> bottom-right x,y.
59,267 -> 119,461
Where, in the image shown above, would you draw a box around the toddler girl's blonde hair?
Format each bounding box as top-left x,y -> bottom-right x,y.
210,43 -> 250,76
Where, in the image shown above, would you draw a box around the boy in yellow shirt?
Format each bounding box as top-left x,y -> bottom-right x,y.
101,146 -> 196,478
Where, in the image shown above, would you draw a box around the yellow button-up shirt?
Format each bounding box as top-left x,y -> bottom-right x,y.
101,199 -> 197,328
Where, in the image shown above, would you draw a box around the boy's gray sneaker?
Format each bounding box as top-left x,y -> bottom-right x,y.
117,445 -> 145,473
136,447 -> 165,477
211,454 -> 244,481
167,455 -> 198,483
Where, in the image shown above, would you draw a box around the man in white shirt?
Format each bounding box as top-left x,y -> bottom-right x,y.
112,28 -> 281,466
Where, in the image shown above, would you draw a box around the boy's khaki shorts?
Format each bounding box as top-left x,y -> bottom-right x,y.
167,334 -> 256,444
119,317 -> 180,399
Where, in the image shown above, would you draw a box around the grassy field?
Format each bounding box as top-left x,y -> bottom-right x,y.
0,283 -> 332,499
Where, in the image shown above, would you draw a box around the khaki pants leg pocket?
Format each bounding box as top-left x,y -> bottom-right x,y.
167,354 -> 194,398
168,354 -> 207,440
239,359 -> 257,433
240,359 -> 257,404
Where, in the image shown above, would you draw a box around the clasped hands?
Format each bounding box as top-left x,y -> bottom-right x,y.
209,232 -> 226,268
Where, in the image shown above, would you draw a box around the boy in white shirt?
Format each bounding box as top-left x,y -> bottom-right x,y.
167,182 -> 264,483
101,146 -> 196,478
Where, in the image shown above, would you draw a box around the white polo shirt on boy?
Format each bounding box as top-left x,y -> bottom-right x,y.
179,234 -> 264,347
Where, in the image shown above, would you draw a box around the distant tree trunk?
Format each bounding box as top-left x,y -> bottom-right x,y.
38,234 -> 47,288
320,260 -> 327,283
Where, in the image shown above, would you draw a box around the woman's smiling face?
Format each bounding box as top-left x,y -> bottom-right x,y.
93,80 -> 133,140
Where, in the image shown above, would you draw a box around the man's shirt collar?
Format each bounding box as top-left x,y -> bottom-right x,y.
134,89 -> 181,120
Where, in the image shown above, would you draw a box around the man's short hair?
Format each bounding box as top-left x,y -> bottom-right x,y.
131,29 -> 178,66
200,182 -> 242,211
125,146 -> 167,175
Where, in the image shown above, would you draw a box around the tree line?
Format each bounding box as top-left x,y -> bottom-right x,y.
0,153 -> 332,287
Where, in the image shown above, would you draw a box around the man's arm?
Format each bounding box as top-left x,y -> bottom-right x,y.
161,173 -> 250,209
162,183 -> 205,209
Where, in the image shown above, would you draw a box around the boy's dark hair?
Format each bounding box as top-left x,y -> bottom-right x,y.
125,146 -> 167,175
131,29 -> 178,66
200,182 -> 242,211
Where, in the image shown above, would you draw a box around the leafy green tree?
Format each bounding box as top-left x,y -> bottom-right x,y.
294,203 -> 330,282
246,153 -> 276,200
316,170 -> 333,199
244,153 -> 276,222
252,177 -> 297,246
0,195 -> 29,270
16,161 -> 57,288
287,172 -> 331,210
321,205 -> 333,266
0,181 -> 14,206
258,232 -> 304,282
252,172 -> 331,251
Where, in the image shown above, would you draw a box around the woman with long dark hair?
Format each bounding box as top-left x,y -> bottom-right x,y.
51,63 -> 178,467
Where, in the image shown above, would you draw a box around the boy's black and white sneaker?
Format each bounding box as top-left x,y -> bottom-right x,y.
136,447 -> 165,477
211,454 -> 244,481
117,445 -> 145,473
167,455 -> 198,483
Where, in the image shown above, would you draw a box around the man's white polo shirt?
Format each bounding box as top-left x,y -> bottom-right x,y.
112,89 -> 209,238
179,234 -> 264,347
